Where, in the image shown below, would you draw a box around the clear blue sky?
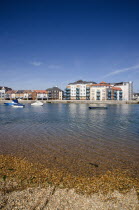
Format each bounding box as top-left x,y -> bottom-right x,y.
0,0 -> 139,91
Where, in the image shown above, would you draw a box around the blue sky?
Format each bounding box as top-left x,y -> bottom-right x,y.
0,0 -> 139,91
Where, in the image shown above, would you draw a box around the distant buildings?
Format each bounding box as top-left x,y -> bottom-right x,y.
5,90 -> 16,99
66,80 -> 96,100
32,90 -> 48,100
0,87 -> 6,100
5,90 -> 48,100
2,87 -> 63,100
65,80 -> 133,101
133,93 -> 139,100
0,86 -> 12,100
110,82 -> 133,101
0,81 -> 134,101
15,90 -> 33,100
46,87 -> 63,100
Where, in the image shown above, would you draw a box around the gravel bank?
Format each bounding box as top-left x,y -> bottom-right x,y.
0,155 -> 139,209
0,187 -> 139,209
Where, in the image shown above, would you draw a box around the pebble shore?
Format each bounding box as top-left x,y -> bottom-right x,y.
0,155 -> 139,209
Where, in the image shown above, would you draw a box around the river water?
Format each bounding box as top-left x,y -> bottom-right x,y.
0,103 -> 139,177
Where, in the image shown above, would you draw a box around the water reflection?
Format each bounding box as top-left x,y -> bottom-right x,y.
0,103 -> 139,176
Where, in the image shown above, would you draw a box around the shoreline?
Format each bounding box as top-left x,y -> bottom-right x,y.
0,154 -> 139,209
0,99 -> 139,104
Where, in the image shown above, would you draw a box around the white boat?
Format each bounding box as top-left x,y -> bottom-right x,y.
31,101 -> 43,106
12,103 -> 25,108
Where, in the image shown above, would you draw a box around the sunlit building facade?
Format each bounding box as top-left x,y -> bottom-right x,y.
66,81 -> 124,101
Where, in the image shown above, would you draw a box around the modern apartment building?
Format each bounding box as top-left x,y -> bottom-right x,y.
90,82 -> 122,100
110,82 -> 133,101
46,87 -> 63,100
65,80 -> 96,100
65,81 -> 123,101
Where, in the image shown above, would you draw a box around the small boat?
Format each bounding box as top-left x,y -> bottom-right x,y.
4,99 -> 18,106
89,106 -> 108,109
31,101 -> 43,106
12,103 -> 25,108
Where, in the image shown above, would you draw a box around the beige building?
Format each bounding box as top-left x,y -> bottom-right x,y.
32,90 -> 48,100
66,81 -> 123,101
66,80 -> 96,100
14,90 -> 33,100
5,90 -> 16,99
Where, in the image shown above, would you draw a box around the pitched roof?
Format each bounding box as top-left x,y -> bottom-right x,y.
46,87 -> 63,91
91,83 -> 110,87
16,90 -> 25,94
34,90 -> 47,93
100,81 -> 107,84
68,80 -> 96,85
112,87 -> 122,91
6,90 -> 16,94
23,90 -> 32,93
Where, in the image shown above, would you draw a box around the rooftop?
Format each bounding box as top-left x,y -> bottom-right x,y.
46,87 -> 63,91
34,90 -> 47,93
68,80 -> 96,85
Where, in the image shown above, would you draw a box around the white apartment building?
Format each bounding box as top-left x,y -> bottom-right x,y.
111,82 -> 133,100
70,84 -> 87,100
66,80 -> 96,100
0,87 -> 5,99
66,81 -> 123,101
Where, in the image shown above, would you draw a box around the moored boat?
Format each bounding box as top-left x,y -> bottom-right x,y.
4,99 -> 18,106
89,106 -> 108,109
31,101 -> 43,106
12,103 -> 25,108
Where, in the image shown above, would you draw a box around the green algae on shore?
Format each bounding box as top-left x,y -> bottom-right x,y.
0,155 -> 139,198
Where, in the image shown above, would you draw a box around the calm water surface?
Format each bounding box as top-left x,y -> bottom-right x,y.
0,103 -> 139,176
